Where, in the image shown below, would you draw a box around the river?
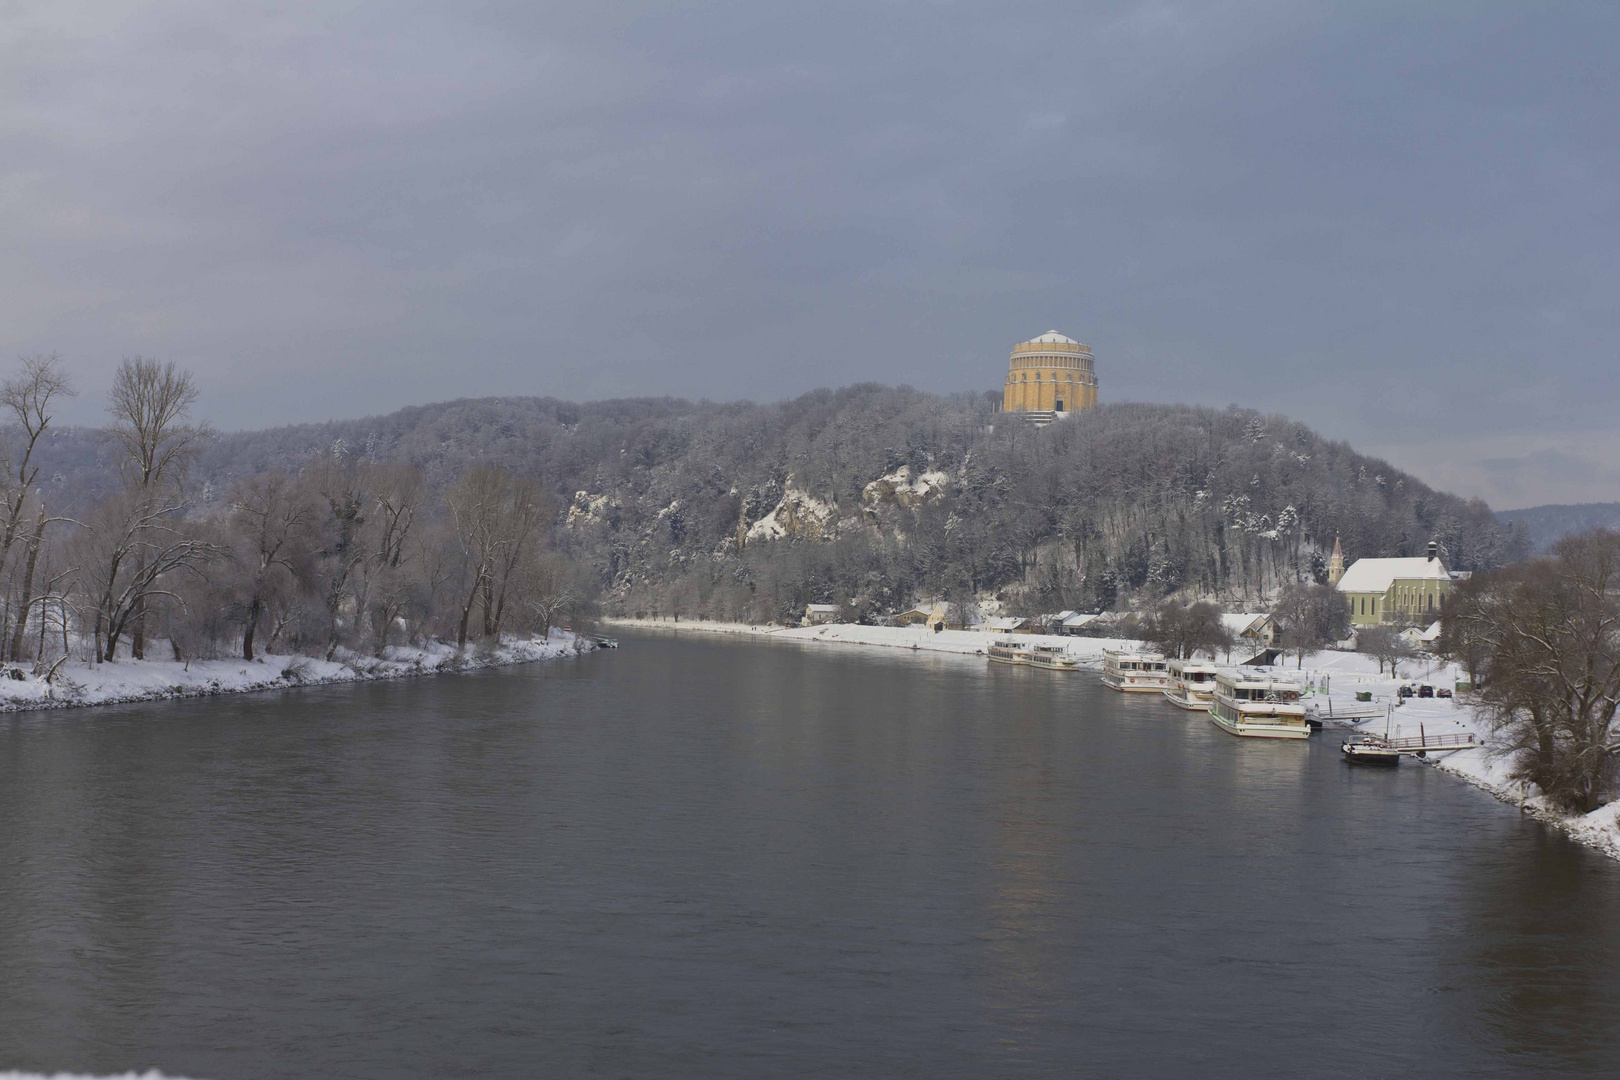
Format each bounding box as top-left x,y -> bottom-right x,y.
2,630 -> 1618,1078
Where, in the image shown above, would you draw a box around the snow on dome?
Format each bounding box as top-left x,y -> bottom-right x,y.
1025,330 -> 1079,345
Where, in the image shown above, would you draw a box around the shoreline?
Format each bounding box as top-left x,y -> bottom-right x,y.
605,616 -> 1620,861
599,615 -> 1139,657
0,633 -> 592,716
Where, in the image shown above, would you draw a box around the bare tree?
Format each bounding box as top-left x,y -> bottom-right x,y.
72,487 -> 220,662
1436,573 -> 1491,687
447,464 -> 503,648
1272,582 -> 1351,667
521,549 -> 578,639
1356,625 -> 1414,676
7,501 -> 48,661
104,357 -> 211,658
0,354 -> 75,656
446,464 -> 547,647
306,447 -> 369,658
106,357 -> 210,491
358,463 -> 424,654
1144,600 -> 1232,660
1459,529 -> 1620,813
225,471 -> 318,661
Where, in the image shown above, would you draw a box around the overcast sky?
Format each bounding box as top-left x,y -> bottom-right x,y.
4,1 -> 1617,507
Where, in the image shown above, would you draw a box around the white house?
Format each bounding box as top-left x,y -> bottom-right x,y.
802,604 -> 841,626
980,616 -> 1028,634
1221,613 -> 1275,648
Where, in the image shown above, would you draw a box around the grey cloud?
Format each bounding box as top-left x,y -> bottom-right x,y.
2,1 -> 1618,504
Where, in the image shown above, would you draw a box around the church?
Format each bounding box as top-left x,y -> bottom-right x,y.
1329,536 -> 1452,627
1001,331 -> 1098,422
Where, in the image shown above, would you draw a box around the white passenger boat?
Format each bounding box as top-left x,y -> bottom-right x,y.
988,639 -> 1033,665
1208,671 -> 1308,739
1163,658 -> 1219,710
1028,644 -> 1080,671
1100,649 -> 1169,693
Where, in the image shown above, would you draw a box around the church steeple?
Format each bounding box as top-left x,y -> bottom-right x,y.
1328,535 -> 1345,586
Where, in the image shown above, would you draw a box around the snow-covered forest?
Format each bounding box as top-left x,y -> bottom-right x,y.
20,375 -> 1527,644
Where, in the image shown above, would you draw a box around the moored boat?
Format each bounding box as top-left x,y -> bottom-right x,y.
988,639 -> 1033,665
1100,648 -> 1170,693
1163,658 -> 1219,710
1341,737 -> 1400,765
1208,671 -> 1308,739
1028,644 -> 1080,671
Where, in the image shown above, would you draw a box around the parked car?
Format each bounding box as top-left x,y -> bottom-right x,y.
1397,684 -> 1416,698
1436,688 -> 1453,698
1418,684 -> 1435,698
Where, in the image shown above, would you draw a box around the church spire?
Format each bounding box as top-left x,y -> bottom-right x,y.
1328,534 -> 1345,586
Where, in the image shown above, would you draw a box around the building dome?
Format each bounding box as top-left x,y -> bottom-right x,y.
1002,330 -> 1098,416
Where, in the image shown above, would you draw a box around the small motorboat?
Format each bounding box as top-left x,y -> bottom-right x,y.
1341,737 -> 1400,766
595,637 -> 620,649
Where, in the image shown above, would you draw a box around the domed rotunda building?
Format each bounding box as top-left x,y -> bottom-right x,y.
1001,331 -> 1097,419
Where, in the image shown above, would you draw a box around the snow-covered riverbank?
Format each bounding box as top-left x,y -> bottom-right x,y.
606,617 -> 1620,860
601,616 -> 1143,657
0,631 -> 591,715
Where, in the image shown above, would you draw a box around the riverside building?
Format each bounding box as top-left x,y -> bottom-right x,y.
1001,331 -> 1098,424
1333,539 -> 1451,627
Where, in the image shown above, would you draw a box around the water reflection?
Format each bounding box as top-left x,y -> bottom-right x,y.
980,694 -> 1069,1046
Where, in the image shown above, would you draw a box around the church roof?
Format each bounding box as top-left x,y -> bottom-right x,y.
1335,556 -> 1450,593
1024,330 -> 1079,345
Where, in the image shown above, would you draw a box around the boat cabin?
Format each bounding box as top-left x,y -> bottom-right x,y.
1102,648 -> 1170,692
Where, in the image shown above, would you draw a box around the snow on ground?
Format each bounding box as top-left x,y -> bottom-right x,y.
603,617 -> 1141,658
773,623 -> 1147,657
0,631 -> 589,715
607,617 -> 1620,860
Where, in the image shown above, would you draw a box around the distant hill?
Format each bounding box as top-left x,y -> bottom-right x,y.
1496,502 -> 1620,553
24,390 -> 1528,622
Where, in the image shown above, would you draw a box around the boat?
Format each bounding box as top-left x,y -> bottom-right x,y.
1342,704 -> 1400,765
988,638 -> 1033,665
1028,644 -> 1080,671
595,637 -> 619,649
1208,671 -> 1309,739
1163,658 -> 1219,710
1341,737 -> 1400,765
1100,648 -> 1170,693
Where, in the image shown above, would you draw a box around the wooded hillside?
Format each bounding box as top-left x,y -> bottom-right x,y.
34,385 -> 1527,626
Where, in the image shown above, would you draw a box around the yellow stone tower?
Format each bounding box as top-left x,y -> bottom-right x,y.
1001,331 -> 1097,417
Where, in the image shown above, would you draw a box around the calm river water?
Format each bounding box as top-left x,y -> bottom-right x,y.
3,630 -> 1619,1078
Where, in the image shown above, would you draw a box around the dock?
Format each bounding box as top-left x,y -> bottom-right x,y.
1311,702 -> 1386,723
1362,731 -> 1478,754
